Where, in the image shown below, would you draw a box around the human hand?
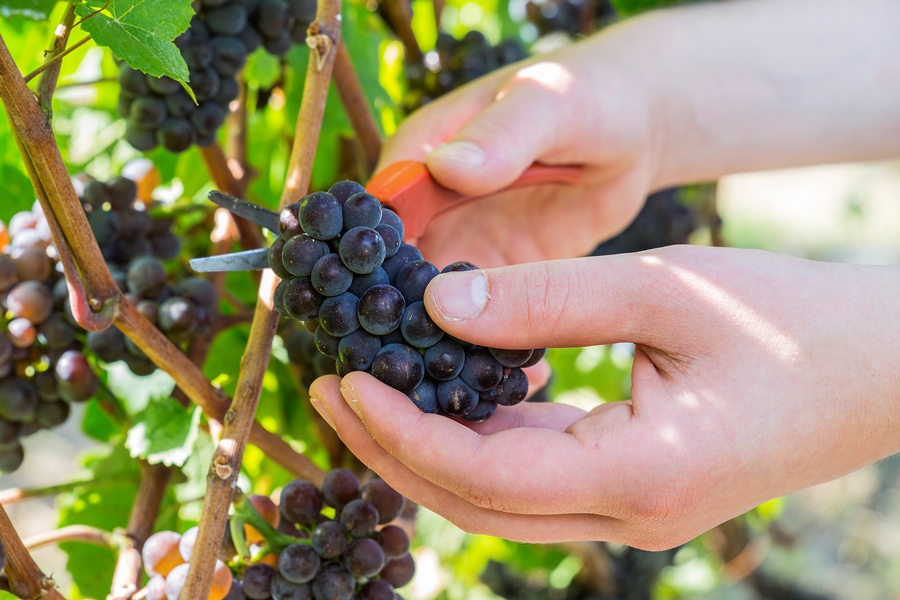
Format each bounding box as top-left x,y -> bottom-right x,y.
378,33 -> 661,269
309,246 -> 900,548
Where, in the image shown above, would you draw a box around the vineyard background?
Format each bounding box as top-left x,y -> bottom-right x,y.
0,0 -> 899,599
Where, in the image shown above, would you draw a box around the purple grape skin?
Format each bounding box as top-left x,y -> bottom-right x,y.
339,499 -> 379,536
360,479 -> 405,523
321,468 -> 360,508
377,525 -> 411,559
369,344 -> 425,394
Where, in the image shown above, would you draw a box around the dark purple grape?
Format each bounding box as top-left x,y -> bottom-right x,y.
441,261 -> 478,273
382,244 -> 423,284
358,580 -> 394,600
38,315 -> 75,349
150,232 -> 181,259
336,329 -> 381,371
126,255 -> 167,297
380,553 -> 415,588
357,284 -> 405,336
348,268 -> 389,297
311,520 -> 348,560
158,297 -> 198,341
463,398 -> 497,422
146,75 -> 181,95
494,368 -> 528,406
280,203 -> 302,240
129,96 -> 167,129
118,209 -> 152,238
375,224 -> 401,259
360,479 -> 404,523
318,293 -> 360,337
207,5 -> 247,35
394,261 -> 439,304
377,525 -> 410,559
341,538 -> 384,578
191,101 -> 227,135
119,64 -> 149,95
339,499 -> 379,536
370,344 -> 424,394
214,76 -> 240,106
283,235 -> 331,278
56,350 -> 99,402
338,227 -> 385,275
279,543 -> 320,584
488,347 -> 533,368
263,31 -> 292,56
321,468 -> 360,509
436,377 -> 478,417
125,121 -> 158,151
283,278 -> 325,321
242,563 -> 276,599
520,347 -> 546,368
237,25 -> 263,52
270,572 -> 311,600
183,43 -> 214,69
166,89 -> 196,118
210,36 -> 248,77
108,176 -> 137,207
342,193 -> 382,230
313,327 -> 340,358
157,119 -> 194,153
88,210 -> 121,246
459,348 -> 503,391
269,237 -> 293,279
280,479 -> 324,524
408,377 -> 439,414
255,0 -> 291,37
0,443 -> 24,472
327,181 -> 365,205
311,253 -> 353,297
87,327 -> 126,363
0,379 -> 38,423
177,277 -> 218,310
310,562 -> 354,600
37,400 -> 70,429
423,339 -> 465,381
379,209 -> 404,241
298,192 -> 342,241
400,301 -> 443,348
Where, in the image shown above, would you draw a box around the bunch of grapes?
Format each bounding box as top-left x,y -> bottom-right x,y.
0,202 -> 100,474
268,180 -> 540,422
403,31 -> 527,113
143,469 -> 414,599
119,0 -> 317,153
524,0 -> 616,37
73,175 -> 218,377
590,188 -> 697,256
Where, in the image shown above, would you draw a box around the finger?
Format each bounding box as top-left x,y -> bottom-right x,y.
424,64 -> 580,198
309,375 -> 628,544
331,371 -> 631,516
423,253 -> 681,350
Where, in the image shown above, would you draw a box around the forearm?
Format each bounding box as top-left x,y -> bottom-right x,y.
597,0 -> 900,187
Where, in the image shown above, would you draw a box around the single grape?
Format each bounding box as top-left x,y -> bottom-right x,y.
321,468 -> 360,509
263,31 -> 293,56
269,237 -> 293,279
214,76 -> 240,106
382,244 -> 423,284
375,224 -> 401,258
0,255 -> 18,291
459,348 -> 503,391
463,398 -> 498,422
338,226 -> 385,275
7,318 -> 35,348
125,120 -> 159,151
520,347 -> 547,368
242,563 -> 277,599
348,267 -> 389,297
423,339 -> 465,381
127,255 -> 167,298
279,543 -> 320,584
370,344 -> 425,394
237,25 -> 263,52
142,531 -> 184,577
441,261 -> 478,273
357,284 -> 405,336
342,537 -> 384,578
178,526 -> 198,561
158,297 -> 199,341
326,180 -> 365,205
119,64 -> 150,95
118,209 -> 152,238
177,277 -> 218,310
313,327 -> 340,358
56,350 -> 98,402
494,368 -> 528,406
280,479 -> 324,524
488,348 -> 534,369
310,562 -> 354,600
36,400 -> 70,429
336,329 -> 381,371
11,247 -> 52,281
279,203 -> 302,239
0,442 -> 23,472
282,278 -> 325,321
408,377 -> 439,414
394,260 -> 439,304
88,327 -> 127,363
146,574 -> 167,600
183,43 -> 214,69
377,525 -> 410,559
192,101 -> 227,135
339,499 -> 379,536
436,377 -> 478,417
360,479 -> 404,524
130,96 -> 167,129
270,572 -> 311,600
157,119 -> 195,153
0,419 -> 20,447
87,209 -> 122,246
380,553 -> 415,588
358,580 -> 395,600
211,36 -> 249,77
255,0 -> 291,36
400,301 -> 444,348
318,293 -> 360,337
311,520 -> 348,560
207,5 -> 248,35
166,89 -> 196,118
0,379 -> 38,423
379,209 -> 404,241
6,280 -> 53,323
147,75 -> 182,96
342,192 -> 382,230
311,253 -> 353,297
298,192 -> 342,241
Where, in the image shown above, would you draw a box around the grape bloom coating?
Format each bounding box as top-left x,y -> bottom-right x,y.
273,181 -> 541,421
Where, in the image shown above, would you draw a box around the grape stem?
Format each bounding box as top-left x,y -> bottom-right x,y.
0,476 -> 139,505
381,0 -> 423,63
232,490 -> 304,557
0,504 -> 68,600
33,2 -> 76,117
181,0 -> 343,594
333,42 -> 382,175
22,525 -> 123,552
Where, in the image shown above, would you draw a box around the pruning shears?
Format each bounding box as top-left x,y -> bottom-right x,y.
189,161 -> 582,273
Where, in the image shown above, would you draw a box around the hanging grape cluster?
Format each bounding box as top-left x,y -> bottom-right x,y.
267,180 -> 539,422
403,31 -> 527,113
143,469 -> 415,600
118,0 -> 317,153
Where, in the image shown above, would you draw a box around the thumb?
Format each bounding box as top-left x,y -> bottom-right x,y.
424,68 -> 576,198
423,254 -> 677,350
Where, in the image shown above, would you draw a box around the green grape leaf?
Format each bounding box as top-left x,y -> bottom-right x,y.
126,397 -> 201,466
0,0 -> 57,20
81,398 -> 122,442
75,0 -> 193,83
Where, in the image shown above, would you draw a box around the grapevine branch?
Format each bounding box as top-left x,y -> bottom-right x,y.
0,477 -> 138,505
33,2 -> 76,114
180,0 -> 343,595
333,42 -> 382,174
23,525 -> 119,552
382,0 -> 423,62
0,32 -> 322,481
0,504 -> 67,600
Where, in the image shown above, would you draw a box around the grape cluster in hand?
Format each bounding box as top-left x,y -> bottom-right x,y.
269,181 -> 539,421
403,31 -> 527,113
146,469 -> 414,599
524,0 -> 616,37
119,0 -> 317,153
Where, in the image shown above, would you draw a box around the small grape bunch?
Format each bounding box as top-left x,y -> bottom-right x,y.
269,181 -> 541,421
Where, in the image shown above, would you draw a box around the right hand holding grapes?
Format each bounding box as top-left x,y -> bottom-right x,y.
310,246 -> 900,549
